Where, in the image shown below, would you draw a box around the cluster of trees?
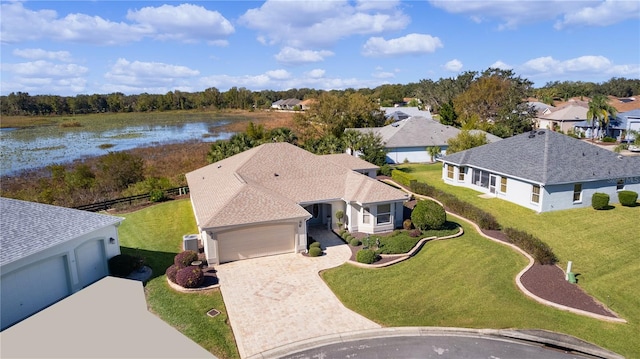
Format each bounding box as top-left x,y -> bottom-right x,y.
535,77 -> 640,104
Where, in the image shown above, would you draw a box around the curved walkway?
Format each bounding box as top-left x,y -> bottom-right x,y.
381,179 -> 626,323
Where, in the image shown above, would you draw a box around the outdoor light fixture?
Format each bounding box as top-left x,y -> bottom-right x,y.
109,237 -> 116,244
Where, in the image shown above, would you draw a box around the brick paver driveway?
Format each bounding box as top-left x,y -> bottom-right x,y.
215,227 -> 380,358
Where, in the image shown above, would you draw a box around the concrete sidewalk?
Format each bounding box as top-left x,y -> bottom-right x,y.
216,227 -> 380,358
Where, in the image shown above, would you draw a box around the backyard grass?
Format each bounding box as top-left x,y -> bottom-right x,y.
324,164 -> 640,358
116,199 -> 239,359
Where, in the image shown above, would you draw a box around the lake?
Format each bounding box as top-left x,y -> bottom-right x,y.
0,121 -> 233,176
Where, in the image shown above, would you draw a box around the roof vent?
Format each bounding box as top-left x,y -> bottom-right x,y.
528,134 -> 536,138
618,155 -> 623,160
217,165 -> 222,169
538,131 -> 545,135
274,173 -> 279,177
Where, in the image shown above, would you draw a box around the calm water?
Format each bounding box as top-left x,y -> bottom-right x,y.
0,122 -> 233,176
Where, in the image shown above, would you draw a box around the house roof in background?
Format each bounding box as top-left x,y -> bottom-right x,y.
0,198 -> 123,267
381,106 -> 432,119
539,102 -> 588,121
0,277 -> 214,358
349,116 -> 502,148
439,130 -> 640,185
322,153 -> 379,171
186,143 -> 407,229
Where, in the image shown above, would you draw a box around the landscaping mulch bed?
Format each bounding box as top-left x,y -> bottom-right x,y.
481,229 -> 617,318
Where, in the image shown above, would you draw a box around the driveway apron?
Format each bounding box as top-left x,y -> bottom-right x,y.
215,227 -> 380,358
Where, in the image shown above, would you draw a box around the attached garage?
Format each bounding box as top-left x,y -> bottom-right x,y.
75,239 -> 108,288
217,223 -> 295,263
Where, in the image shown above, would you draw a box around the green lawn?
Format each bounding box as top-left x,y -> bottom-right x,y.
117,199 -> 239,359
325,163 -> 639,357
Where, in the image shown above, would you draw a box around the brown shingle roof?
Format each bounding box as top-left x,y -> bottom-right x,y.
322,153 -> 379,171
186,143 -> 407,229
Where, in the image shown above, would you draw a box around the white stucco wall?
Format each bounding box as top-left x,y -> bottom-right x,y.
387,146 -> 446,164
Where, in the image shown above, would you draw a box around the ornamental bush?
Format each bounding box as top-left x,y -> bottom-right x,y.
503,228 -> 557,265
411,199 -> 446,230
356,249 -> 377,264
149,189 -> 166,202
174,250 -> 199,267
591,192 -> 610,210
602,136 -> 616,143
165,264 -> 181,283
108,254 -> 142,277
308,247 -> 323,257
402,219 -> 413,230
175,266 -> 204,288
349,238 -> 361,247
309,241 -> 321,248
618,190 -> 638,206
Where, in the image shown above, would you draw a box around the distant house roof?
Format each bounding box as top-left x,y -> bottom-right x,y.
322,153 -> 379,171
381,107 -> 432,119
439,130 -> 640,185
186,143 -> 407,229
611,109 -> 640,130
539,102 -> 588,121
0,198 -> 123,267
349,116 -> 502,148
528,101 -> 554,115
0,277 -> 214,358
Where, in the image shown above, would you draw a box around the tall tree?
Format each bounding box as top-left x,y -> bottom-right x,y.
587,95 -> 617,140
446,131 -> 489,154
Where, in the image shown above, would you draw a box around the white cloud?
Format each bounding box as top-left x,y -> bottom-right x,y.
555,0 -> 640,29
490,60 -> 512,70
518,55 -> 639,82
12,48 -> 73,62
372,71 -> 395,79
104,58 -> 200,90
429,0 -> 638,30
362,33 -> 442,57
275,47 -> 334,65
443,59 -> 463,72
265,69 -> 291,80
239,0 -> 409,48
4,60 -> 88,78
1,60 -> 88,95
126,4 -> 234,43
306,69 -> 326,78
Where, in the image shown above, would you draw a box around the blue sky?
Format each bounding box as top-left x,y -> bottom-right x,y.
1,0 -> 639,96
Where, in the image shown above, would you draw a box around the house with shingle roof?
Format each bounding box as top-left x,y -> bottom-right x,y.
438,130 -> 640,212
350,116 -> 502,164
186,142 -> 408,265
535,101 -> 588,134
0,197 -> 123,330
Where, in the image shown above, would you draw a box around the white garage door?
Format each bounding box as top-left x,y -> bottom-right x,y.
75,239 -> 108,288
217,223 -> 295,263
1,255 -> 71,330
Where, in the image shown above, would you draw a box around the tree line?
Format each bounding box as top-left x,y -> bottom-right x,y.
2,75 -> 637,117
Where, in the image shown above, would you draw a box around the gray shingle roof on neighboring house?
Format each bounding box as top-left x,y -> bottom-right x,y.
381,107 -> 432,119
439,130 -> 640,185
349,116 -> 501,148
0,198 -> 123,267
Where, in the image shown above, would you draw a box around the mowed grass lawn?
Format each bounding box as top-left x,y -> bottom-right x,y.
325,163 -> 639,357
117,199 -> 239,359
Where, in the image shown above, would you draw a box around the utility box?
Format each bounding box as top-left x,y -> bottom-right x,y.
183,234 -> 199,252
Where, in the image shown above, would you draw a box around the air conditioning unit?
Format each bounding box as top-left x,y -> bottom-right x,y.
183,234 -> 199,252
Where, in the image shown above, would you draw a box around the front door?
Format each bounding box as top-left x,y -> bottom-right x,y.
489,175 -> 497,194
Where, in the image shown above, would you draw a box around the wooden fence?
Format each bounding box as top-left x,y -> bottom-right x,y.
73,187 -> 189,212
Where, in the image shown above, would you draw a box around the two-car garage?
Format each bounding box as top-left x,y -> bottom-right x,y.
216,223 -> 296,263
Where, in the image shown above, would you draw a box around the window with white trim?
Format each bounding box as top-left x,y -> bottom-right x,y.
531,185 -> 540,204
458,167 -> 465,181
376,204 -> 392,225
447,164 -> 454,179
363,207 -> 370,224
573,183 -> 582,203
500,177 -> 507,193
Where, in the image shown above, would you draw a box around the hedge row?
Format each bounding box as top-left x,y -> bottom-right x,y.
618,190 -> 638,207
391,169 -> 414,187
409,180 -> 501,230
503,227 -> 557,265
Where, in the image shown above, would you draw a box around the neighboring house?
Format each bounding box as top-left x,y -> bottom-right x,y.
610,109 -> 640,141
185,142 -> 408,265
528,101 -> 554,116
271,98 -> 302,110
536,101 -> 587,134
0,277 -> 214,358
0,197 -> 123,330
350,116 -> 502,164
322,153 -> 379,178
299,98 -> 316,110
438,130 -> 640,213
381,106 -> 431,122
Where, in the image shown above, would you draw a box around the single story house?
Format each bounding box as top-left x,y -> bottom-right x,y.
528,101 -> 554,116
350,116 -> 502,164
186,142 -> 408,265
271,98 -> 301,110
438,130 -> 640,212
381,106 -> 431,122
0,197 -> 123,330
0,276 -> 214,358
535,101 -> 587,133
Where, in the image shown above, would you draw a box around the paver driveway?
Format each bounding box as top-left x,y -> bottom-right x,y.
215,227 -> 380,358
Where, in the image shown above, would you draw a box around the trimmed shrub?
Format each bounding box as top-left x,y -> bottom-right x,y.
349,238 -> 361,246
108,254 -> 142,277
165,264 -> 180,283
379,164 -> 392,176
308,247 -> 323,257
335,210 -> 344,221
356,249 -> 377,264
174,250 -> 199,267
592,192 -> 610,210
402,219 -> 413,230
411,199 -> 446,230
338,229 -> 347,237
175,266 -> 204,288
618,190 -> 638,206
309,241 -> 321,248
601,136 -> 616,143
391,169 -> 414,187
504,228 -> 557,265
149,189 -> 166,202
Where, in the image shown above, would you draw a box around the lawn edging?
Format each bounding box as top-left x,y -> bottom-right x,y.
347,226 -> 464,268
382,178 -> 627,324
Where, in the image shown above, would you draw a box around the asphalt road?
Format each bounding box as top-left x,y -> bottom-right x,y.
279,335 -> 594,359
